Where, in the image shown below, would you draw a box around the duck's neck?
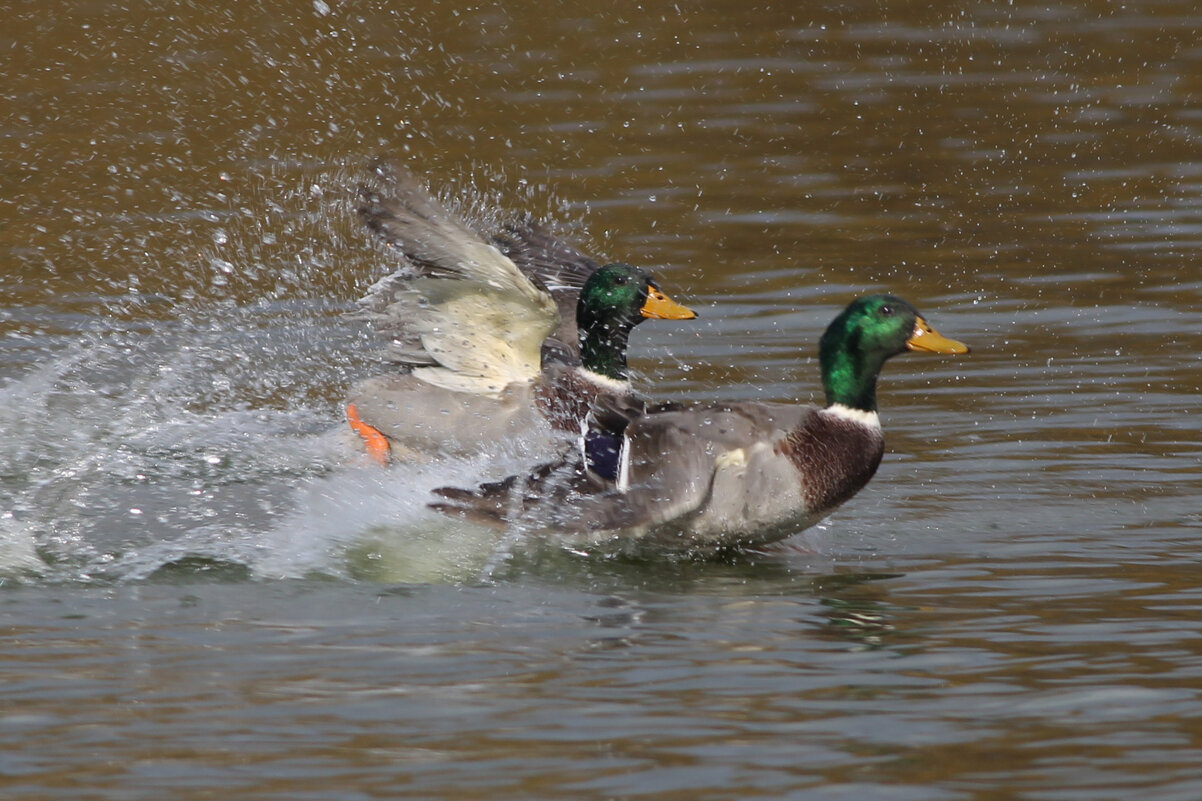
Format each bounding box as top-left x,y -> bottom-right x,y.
579,317 -> 634,382
820,340 -> 886,413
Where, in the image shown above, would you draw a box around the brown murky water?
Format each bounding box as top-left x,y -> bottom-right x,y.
4,1 -> 1202,799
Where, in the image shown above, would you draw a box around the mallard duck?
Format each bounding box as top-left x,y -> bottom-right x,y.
345,161 -> 696,463
430,295 -> 969,554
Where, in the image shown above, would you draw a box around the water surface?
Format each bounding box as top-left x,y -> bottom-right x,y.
3,1 -> 1202,798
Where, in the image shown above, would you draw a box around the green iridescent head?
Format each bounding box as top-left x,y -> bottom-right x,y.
819,294 -> 967,411
576,264 -> 695,380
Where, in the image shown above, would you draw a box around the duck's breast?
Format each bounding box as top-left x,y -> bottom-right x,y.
778,407 -> 885,514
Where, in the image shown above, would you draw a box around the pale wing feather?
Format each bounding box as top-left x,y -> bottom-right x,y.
492,220 -> 604,356
360,160 -> 549,304
357,162 -> 559,390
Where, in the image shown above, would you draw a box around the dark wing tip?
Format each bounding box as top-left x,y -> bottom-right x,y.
427,501 -> 507,528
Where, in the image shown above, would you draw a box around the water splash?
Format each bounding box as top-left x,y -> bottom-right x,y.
0,302 -> 583,586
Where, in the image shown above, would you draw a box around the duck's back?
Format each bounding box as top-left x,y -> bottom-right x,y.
600,402 -> 885,548
345,372 -> 554,458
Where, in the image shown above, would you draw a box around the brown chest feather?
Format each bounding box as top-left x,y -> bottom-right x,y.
778,415 -> 885,513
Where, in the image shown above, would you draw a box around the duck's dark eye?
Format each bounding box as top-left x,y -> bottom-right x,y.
614,275 -> 629,286
880,305 -> 894,316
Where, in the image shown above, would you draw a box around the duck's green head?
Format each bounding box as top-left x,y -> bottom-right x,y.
577,264 -> 696,380
819,294 -> 968,412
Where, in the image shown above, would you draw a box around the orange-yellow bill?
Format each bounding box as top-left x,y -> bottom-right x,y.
641,284 -> 697,320
906,316 -> 969,354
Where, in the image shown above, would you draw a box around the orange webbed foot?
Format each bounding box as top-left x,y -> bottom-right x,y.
346,403 -> 391,466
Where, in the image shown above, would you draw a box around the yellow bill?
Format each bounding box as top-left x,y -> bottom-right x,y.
906,316 -> 969,354
641,284 -> 697,320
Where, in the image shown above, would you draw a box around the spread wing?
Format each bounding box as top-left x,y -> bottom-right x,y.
492,220 -> 603,359
356,158 -> 558,393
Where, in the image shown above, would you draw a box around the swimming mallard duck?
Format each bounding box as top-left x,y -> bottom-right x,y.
431,295 -> 969,554
345,161 -> 696,463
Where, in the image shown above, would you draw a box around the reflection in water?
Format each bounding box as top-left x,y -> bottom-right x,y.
811,572 -> 906,650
